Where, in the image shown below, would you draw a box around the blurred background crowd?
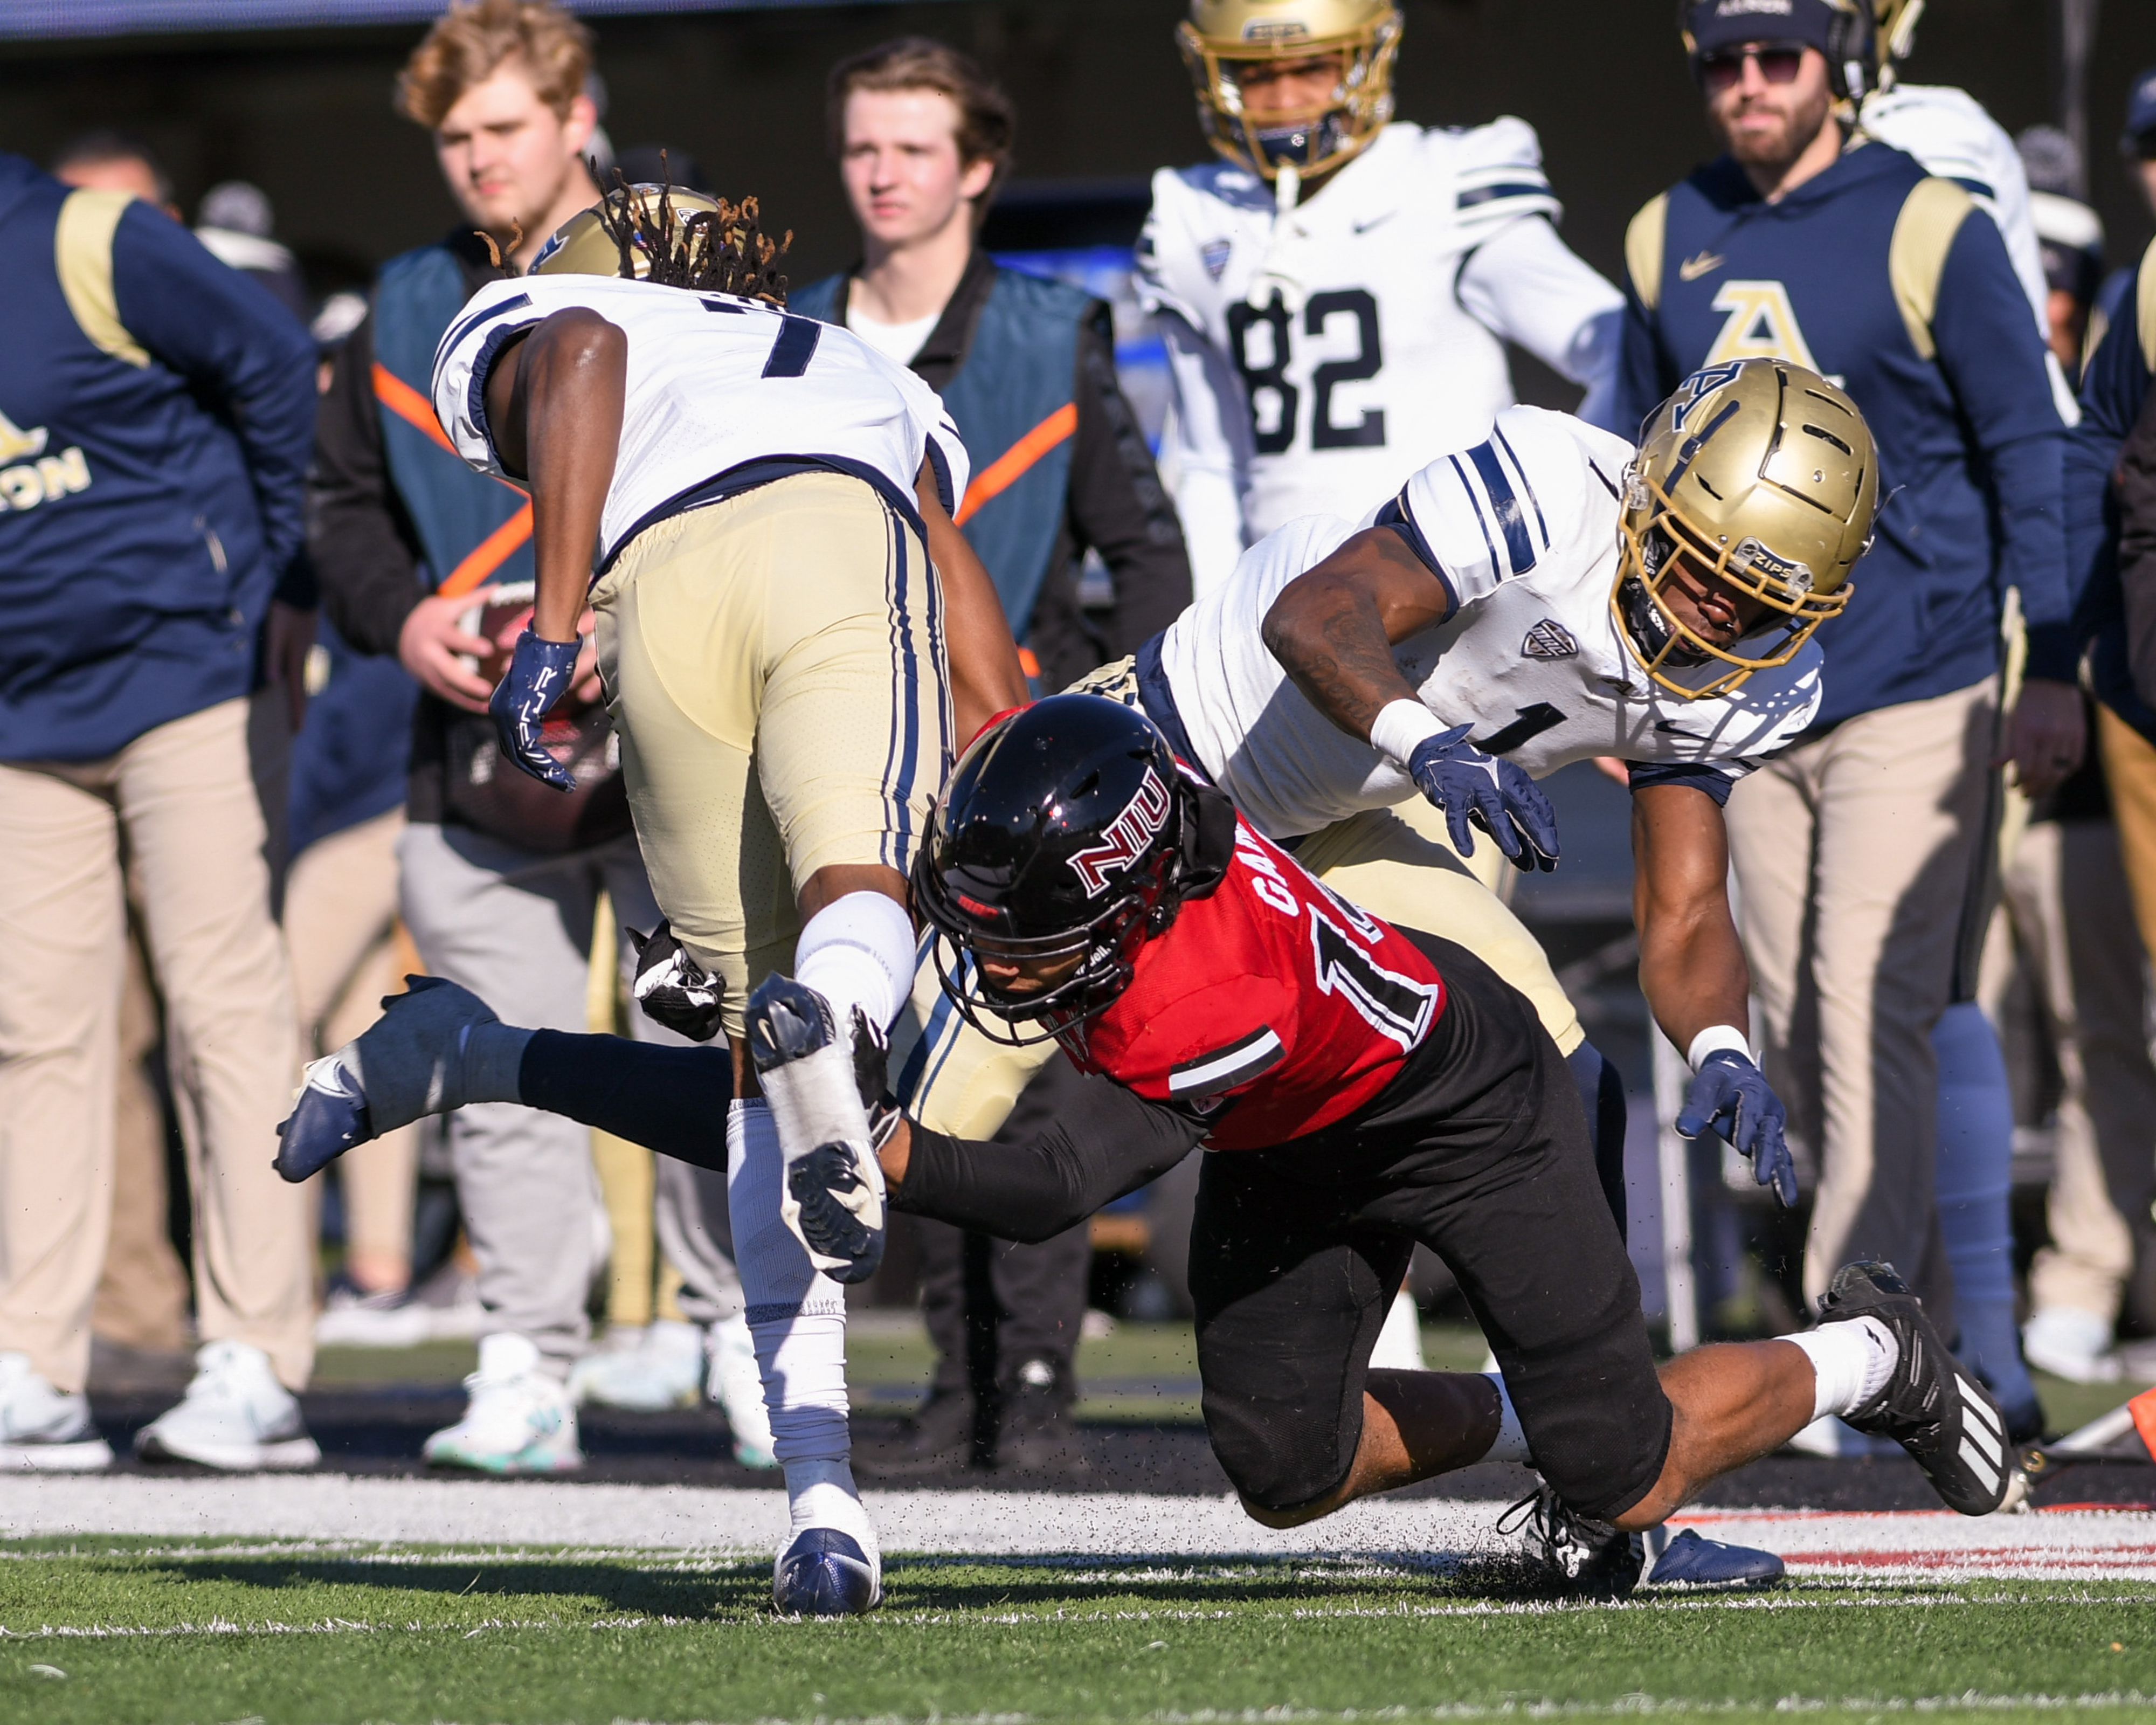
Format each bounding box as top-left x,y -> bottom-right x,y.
2,0 -> 2155,1481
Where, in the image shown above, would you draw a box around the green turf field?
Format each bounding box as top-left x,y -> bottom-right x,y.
1,1537 -> 2151,1725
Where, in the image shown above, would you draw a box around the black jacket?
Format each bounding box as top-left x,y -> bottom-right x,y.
308,230 -> 499,824
821,248 -> 1192,691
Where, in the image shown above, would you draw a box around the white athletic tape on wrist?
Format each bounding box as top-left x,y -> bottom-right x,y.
794,891 -> 916,1033
1780,1316 -> 1898,1421
1369,699 -> 1447,770
1685,1024 -> 1753,1073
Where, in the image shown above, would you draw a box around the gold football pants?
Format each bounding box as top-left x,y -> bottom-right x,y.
591,471 -> 950,1036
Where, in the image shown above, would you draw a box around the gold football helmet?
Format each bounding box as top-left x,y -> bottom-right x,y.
1614,358 -> 1877,700
1177,0 -> 1402,183
530,183 -> 790,302
1875,0 -> 1925,66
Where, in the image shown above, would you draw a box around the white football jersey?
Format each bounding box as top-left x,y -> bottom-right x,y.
1137,120 -> 1625,594
432,273 -> 970,569
1858,84 -> 2077,423
1156,405 -> 1823,841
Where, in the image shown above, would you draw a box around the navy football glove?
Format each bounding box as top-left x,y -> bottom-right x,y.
489,630 -> 580,791
1406,723 -> 1560,872
1676,1049 -> 1797,1208
628,920 -> 726,1043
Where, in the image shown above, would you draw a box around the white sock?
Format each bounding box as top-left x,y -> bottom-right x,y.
787,1456 -> 875,1549
1781,1317 -> 1898,1421
726,1099 -> 863,1538
794,891 -> 916,1033
1481,1371 -> 1531,1464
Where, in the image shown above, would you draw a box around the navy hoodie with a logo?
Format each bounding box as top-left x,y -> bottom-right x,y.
0,153 -> 315,763
1615,137 -> 2068,733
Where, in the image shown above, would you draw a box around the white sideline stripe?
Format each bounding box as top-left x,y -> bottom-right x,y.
2,1478 -> 2155,1579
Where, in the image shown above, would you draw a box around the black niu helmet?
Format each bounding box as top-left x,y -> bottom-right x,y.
913,694 -> 1217,1044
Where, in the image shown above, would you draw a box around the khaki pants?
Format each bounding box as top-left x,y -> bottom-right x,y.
2100,705 -> 2156,970
592,471 -> 949,1036
1724,677 -> 1996,1319
892,661 -> 1586,1140
1981,815 -> 2156,1321
89,929 -> 192,1351
285,807 -> 417,1282
0,699 -> 312,1392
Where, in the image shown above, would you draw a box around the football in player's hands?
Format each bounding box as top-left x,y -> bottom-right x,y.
1677,1050 -> 1798,1208
1405,724 -> 1560,873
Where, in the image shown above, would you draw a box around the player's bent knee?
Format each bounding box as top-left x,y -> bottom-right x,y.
1205,1398 -> 1357,1516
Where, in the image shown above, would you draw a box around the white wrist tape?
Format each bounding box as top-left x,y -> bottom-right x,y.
1685,1024 -> 1753,1072
1369,699 -> 1446,769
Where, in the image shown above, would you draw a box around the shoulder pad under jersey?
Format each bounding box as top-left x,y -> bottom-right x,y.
1442,115 -> 1561,245
1388,405 -> 1625,609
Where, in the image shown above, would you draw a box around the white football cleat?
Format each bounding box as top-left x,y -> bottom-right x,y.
135,1341 -> 319,1471
706,1312 -> 777,1468
424,1333 -> 583,1475
743,975 -> 886,1283
0,1354 -> 112,1472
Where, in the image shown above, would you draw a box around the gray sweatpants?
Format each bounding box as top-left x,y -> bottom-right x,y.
399,820 -> 746,1370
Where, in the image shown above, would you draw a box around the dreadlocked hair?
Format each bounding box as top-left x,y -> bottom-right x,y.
595,170 -> 792,305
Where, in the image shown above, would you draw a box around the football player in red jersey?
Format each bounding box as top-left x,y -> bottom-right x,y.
276,695 -> 2022,1607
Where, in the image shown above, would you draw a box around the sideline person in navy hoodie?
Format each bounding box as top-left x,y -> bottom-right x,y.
0,150 -> 320,1472
1614,0 -> 2076,1422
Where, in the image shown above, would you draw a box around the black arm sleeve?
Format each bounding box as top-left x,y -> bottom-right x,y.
309,314 -> 431,656
518,1029 -> 735,1172
1064,306 -> 1194,658
891,1073 -> 1204,1243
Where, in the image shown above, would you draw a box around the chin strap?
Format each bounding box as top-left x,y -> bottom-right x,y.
1244,160 -> 1305,313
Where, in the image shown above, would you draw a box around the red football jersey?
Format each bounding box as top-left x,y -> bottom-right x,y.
1056,819 -> 1449,1150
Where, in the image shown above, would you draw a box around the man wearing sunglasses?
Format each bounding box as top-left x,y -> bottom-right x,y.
1614,0 -> 2076,1424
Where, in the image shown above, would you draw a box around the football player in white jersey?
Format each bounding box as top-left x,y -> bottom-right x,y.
331,184 -> 1028,1616
1139,0 -> 1627,596
884,356 -> 1876,1587
1843,0 -> 2079,424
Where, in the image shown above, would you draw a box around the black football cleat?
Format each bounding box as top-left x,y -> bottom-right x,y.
1498,1486 -> 1643,1599
1818,1260 -> 2020,1516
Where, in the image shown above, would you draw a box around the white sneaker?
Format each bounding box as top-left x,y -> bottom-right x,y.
1784,1414 -> 1900,1458
2023,1306 -> 2124,1384
569,1320 -> 703,1411
135,1340 -> 319,1471
1367,1288 -> 1427,1371
707,1313 -> 777,1468
424,1332 -> 582,1474
314,1285 -> 433,1349
0,1354 -> 112,1472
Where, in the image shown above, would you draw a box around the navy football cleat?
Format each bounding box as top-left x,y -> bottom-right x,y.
1644,1527 -> 1785,1588
274,1071 -> 374,1182
773,1527 -> 882,1617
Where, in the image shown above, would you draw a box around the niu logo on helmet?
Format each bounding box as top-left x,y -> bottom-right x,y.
1067,769 -> 1173,896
